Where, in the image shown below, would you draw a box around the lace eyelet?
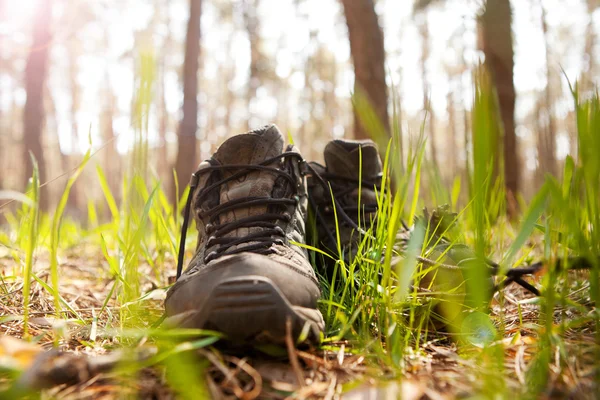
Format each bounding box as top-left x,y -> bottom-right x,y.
206,235 -> 216,247
204,251 -> 218,263
274,226 -> 285,236
205,223 -> 214,234
282,212 -> 292,221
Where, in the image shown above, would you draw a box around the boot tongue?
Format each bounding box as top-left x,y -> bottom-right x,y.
324,139 -> 382,179
213,124 -> 284,166
212,124 -> 285,241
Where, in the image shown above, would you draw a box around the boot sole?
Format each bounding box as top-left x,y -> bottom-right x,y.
164,275 -> 324,345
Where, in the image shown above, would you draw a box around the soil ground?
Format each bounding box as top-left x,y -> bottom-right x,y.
0,248 -> 597,399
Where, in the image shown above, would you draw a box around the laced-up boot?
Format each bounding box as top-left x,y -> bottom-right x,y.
165,125 -> 324,343
306,139 -> 384,264
307,139 -> 492,330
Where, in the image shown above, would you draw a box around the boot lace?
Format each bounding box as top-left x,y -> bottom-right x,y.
304,166 -> 550,297
307,164 -> 383,251
176,152 -> 304,279
176,155 -> 566,297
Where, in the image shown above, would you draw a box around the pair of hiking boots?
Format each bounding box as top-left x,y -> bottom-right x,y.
164,124 -> 387,344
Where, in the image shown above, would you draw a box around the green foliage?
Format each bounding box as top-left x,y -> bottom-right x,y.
21,154 -> 40,337
1,65 -> 598,398
49,149 -> 92,323
319,71 -> 599,396
532,85 -> 600,395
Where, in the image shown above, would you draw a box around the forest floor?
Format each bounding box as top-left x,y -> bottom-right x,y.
1,244 -> 597,399
2,67 -> 599,399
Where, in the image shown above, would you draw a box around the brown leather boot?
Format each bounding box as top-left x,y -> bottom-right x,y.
307,139 -> 492,331
165,125 -> 324,344
306,139 -> 384,264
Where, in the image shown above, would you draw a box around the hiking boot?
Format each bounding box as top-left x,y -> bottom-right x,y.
306,139 -> 492,331
165,125 -> 324,344
306,139 -> 384,264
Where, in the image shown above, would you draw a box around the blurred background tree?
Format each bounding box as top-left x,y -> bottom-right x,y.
480,0 -> 518,216
340,0 -> 389,139
0,0 -> 598,218
173,0 -> 201,200
22,0 -> 52,211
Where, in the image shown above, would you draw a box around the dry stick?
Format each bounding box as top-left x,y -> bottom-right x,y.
417,256 -> 461,270
226,356 -> 262,400
201,350 -> 246,398
323,374 -> 337,400
420,253 -> 598,296
202,349 -> 263,400
296,350 -> 332,369
205,375 -> 225,399
285,318 -> 305,388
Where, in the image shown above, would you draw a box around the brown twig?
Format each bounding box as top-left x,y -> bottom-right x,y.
285,318 -> 305,388
226,355 -> 262,400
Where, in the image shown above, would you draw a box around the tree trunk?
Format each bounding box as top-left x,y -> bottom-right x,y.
481,0 -> 519,216
158,58 -> 170,184
97,27 -> 120,209
447,89 -> 457,175
243,0 -> 261,130
6,86 -> 18,190
43,83 -> 62,180
23,0 -> 51,210
539,3 -> 556,178
462,105 -> 473,193
101,76 -> 118,202
173,0 -> 202,201
222,36 -> 236,136
340,0 -> 389,140
582,0 -> 598,92
394,65 -> 404,168
419,18 -> 437,167
0,107 -> 3,187
0,15 -> 4,190
534,98 -> 544,188
300,48 -> 315,151
158,4 -> 172,185
66,35 -> 81,212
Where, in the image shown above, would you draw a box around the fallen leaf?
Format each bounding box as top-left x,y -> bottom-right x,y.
0,336 -> 43,370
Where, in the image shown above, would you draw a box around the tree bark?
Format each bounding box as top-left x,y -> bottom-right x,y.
0,12 -> 4,190
534,98 -> 544,188
222,36 -> 236,136
66,35 -> 81,211
101,75 -> 118,201
447,89 -> 457,174
481,0 -> 519,216
419,17 -> 437,167
158,3 -> 172,185
340,0 -> 389,139
394,65 -> 404,168
300,47 -> 315,151
539,3 -> 556,178
463,104 -> 471,194
582,0 -> 598,92
243,0 -> 261,131
173,0 -> 201,201
158,58 -> 169,183
23,0 -> 51,210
